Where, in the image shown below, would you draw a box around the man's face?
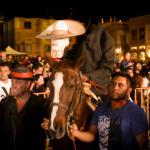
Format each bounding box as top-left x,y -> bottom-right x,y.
127,69 -> 134,77
43,68 -> 50,78
1,52 -> 6,60
124,53 -> 131,61
0,66 -> 10,81
36,75 -> 44,86
33,67 -> 43,75
51,38 -> 69,58
108,76 -> 131,101
11,78 -> 31,97
135,63 -> 142,71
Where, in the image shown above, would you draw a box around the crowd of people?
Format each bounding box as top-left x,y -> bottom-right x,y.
113,51 -> 150,102
0,50 -> 149,150
1,50 -> 150,103
0,53 -> 52,101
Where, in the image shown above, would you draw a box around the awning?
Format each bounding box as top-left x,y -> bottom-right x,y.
5,46 -> 26,55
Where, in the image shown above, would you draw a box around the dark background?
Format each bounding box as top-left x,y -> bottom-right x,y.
0,0 -> 150,20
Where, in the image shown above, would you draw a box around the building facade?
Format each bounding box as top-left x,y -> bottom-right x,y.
100,17 -> 129,62
128,14 -> 150,62
2,15 -> 150,61
3,17 -> 56,57
0,15 -> 5,49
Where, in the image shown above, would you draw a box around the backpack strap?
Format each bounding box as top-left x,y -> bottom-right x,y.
1,87 -> 9,97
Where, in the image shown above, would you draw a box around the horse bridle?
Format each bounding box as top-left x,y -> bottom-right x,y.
50,100 -> 77,124
50,100 -> 77,139
50,70 -> 86,141
51,102 -> 69,111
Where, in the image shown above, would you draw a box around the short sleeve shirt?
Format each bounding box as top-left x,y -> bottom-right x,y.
90,101 -> 148,150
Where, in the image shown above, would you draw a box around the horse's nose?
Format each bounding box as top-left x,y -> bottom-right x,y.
55,125 -> 66,139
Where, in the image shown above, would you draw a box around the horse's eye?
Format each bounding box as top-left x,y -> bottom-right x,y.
66,83 -> 74,88
69,84 -> 74,88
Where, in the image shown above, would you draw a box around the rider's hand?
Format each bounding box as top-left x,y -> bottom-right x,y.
81,74 -> 90,82
41,118 -> 49,130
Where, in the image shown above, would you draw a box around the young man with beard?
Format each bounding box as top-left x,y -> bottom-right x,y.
0,65 -> 49,150
70,72 -> 148,150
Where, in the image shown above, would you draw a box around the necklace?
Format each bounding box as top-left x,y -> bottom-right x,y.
111,100 -> 127,109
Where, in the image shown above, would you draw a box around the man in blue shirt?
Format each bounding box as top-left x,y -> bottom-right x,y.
70,72 -> 148,150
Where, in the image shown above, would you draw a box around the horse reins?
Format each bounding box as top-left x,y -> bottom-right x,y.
66,71 -> 88,150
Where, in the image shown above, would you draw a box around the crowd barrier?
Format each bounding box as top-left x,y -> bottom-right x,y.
134,87 -> 150,139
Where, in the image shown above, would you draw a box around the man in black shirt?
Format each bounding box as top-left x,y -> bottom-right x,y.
0,65 -> 49,150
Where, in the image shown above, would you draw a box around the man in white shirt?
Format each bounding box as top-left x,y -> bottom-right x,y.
0,62 -> 11,101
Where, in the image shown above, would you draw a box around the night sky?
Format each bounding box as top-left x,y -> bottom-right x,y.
0,0 -> 150,21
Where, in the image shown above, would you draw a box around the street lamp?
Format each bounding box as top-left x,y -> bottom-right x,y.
115,48 -> 122,54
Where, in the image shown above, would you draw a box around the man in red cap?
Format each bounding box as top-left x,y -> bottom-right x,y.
0,65 -> 49,150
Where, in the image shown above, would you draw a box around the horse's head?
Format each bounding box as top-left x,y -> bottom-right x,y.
48,66 -> 84,139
